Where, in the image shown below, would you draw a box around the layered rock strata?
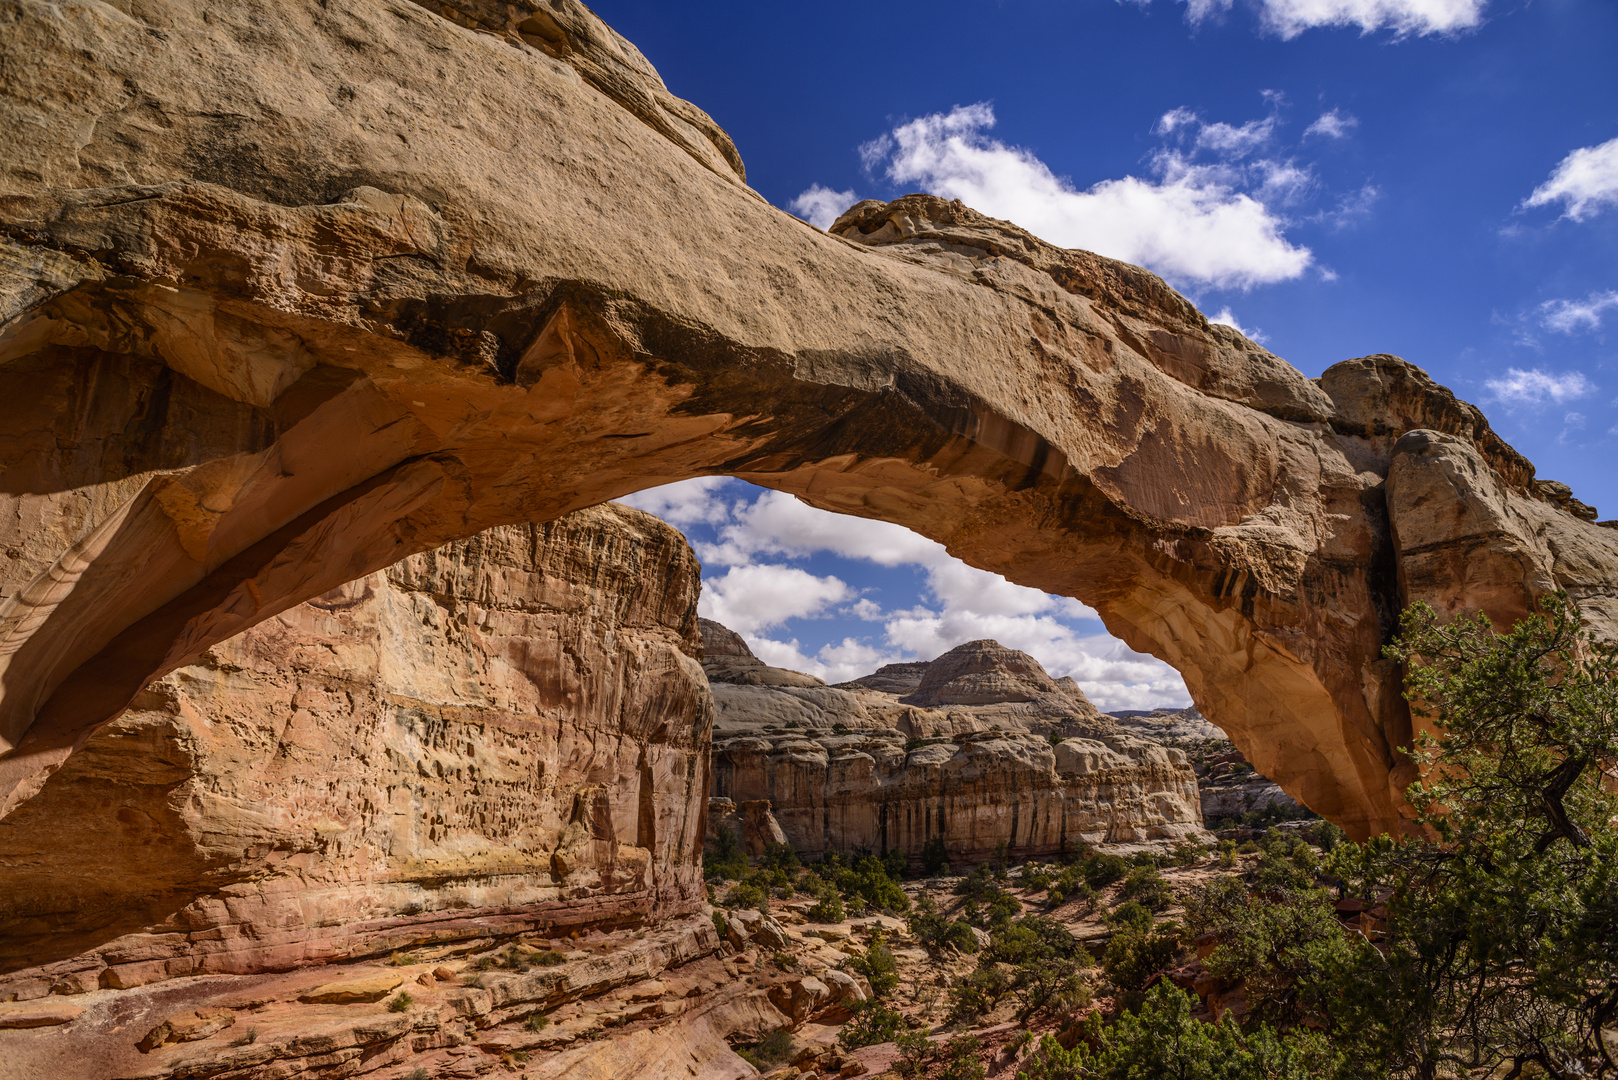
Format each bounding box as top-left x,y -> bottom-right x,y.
3,0 -> 1617,842
0,505 -> 711,997
704,627 -> 1204,862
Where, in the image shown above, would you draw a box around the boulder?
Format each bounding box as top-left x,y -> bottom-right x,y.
138,1009 -> 236,1051
767,976 -> 831,1028
297,974 -> 407,1005
0,1000 -> 82,1029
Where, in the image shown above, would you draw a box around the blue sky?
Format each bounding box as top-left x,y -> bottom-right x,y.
607,0 -> 1618,709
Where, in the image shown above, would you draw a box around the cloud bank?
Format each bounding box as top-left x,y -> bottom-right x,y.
1178,0 -> 1487,38
619,479 -> 1191,712
853,102 -> 1312,290
1484,367 -> 1596,408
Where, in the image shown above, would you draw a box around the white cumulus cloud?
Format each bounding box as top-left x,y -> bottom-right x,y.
1524,137 -> 1618,222
1180,0 -> 1486,37
1484,368 -> 1596,408
699,563 -> 850,635
1209,307 -> 1267,342
859,103 -> 1312,290
621,479 -> 1192,709
1539,291 -> 1618,335
790,184 -> 858,230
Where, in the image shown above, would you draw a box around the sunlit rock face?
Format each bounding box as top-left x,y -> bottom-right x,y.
2,0 -> 1616,852
0,505 -> 711,996
704,625 -> 1205,863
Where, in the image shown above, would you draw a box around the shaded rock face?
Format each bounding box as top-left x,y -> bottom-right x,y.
0,505 -> 711,995
2,0 -> 1617,843
705,629 -> 1202,862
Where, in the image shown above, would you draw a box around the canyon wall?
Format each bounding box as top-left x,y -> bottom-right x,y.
3,0 -> 1617,847
0,504 -> 711,999
704,624 -> 1206,863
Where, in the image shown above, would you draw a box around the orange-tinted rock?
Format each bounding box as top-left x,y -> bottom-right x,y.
0,506 -> 710,992
2,0 -> 1616,858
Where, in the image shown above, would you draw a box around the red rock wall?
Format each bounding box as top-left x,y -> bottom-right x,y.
0,505 -> 711,998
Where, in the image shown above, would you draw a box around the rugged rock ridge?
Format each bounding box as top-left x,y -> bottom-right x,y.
3,0 -> 1617,845
0,505 -> 711,998
703,626 -> 1202,861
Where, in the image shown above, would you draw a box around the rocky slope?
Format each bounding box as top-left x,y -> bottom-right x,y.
704,623 -> 1206,863
5,0 -> 1617,842
0,505 -> 712,1004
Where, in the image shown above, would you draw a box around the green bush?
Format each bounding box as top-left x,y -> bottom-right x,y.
1217,838 -> 1238,868
807,888 -> 845,924
839,999 -> 906,1049
703,825 -> 749,882
1065,982 -> 1341,1080
896,1028 -> 935,1076
1082,853 -> 1128,889
907,893 -> 980,955
847,930 -> 900,998
1117,866 -> 1175,912
920,836 -> 950,876
524,1012 -> 550,1032
738,1027 -> 796,1070
947,964 -> 1014,1022
1101,919 -> 1180,1009
938,1033 -> 986,1080
386,991 -> 413,1012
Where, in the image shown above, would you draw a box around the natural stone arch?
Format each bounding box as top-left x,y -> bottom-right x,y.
1,0 -> 1614,839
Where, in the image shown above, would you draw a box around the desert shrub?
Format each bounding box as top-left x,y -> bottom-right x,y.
1082,853 -> 1128,889
711,910 -> 729,940
524,1012 -> 550,1032
807,888 -> 844,924
1170,840 -> 1207,867
386,991 -> 413,1012
758,842 -> 800,874
953,864 -> 999,902
920,836 -> 950,876
1181,875 -> 1248,938
1068,982 -> 1341,1080
907,893 -> 980,955
832,854 -> 909,912
839,999 -> 905,1049
938,1034 -> 987,1080
703,825 -> 748,882
723,878 -> 768,911
896,1028 -> 935,1076
1017,863 -> 1052,892
847,929 -> 900,998
1117,866 -> 1175,912
1101,917 -> 1180,1009
948,964 -> 1015,1022
1203,887 -> 1355,1029
1046,864 -> 1098,913
738,1027 -> 795,1070
1217,838 -> 1238,868
1307,818 -> 1344,853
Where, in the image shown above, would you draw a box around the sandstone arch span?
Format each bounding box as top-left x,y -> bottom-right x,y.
1,0 -> 1614,839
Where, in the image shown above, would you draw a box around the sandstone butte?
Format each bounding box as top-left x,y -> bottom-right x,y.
2,0 -> 1617,866
702,621 -> 1207,860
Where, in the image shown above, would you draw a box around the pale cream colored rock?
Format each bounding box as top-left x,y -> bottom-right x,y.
2,0 -> 1616,864
708,631 -> 1203,863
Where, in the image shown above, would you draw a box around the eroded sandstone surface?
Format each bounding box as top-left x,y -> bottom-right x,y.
3,0 -> 1616,847
704,625 -> 1206,861
0,504 -> 710,999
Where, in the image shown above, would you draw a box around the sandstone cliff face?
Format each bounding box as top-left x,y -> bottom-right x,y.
3,0 -> 1616,843
704,627 -> 1203,862
0,505 -> 711,998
